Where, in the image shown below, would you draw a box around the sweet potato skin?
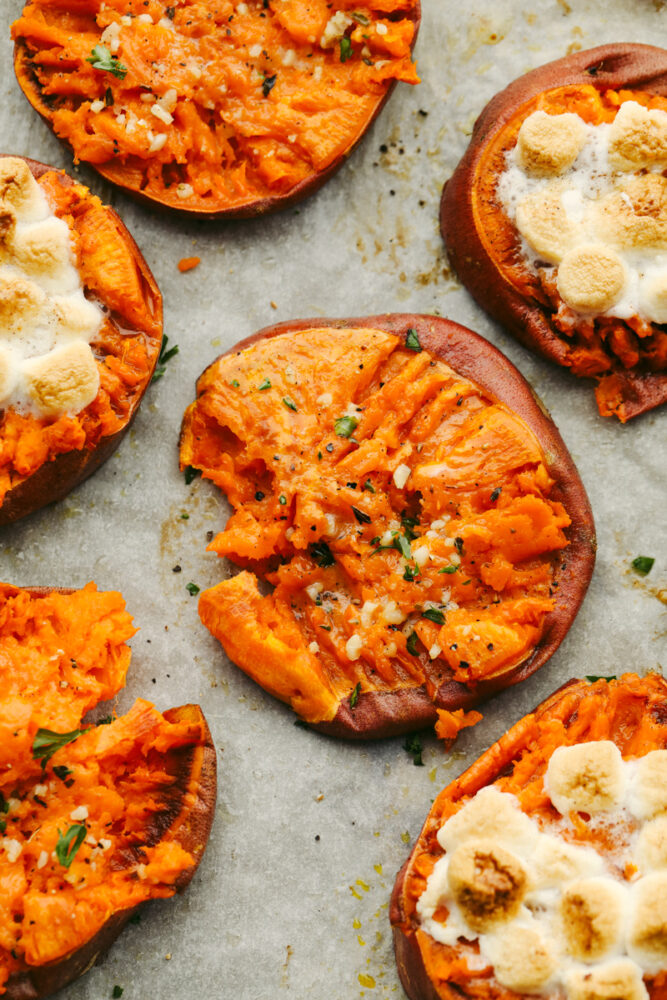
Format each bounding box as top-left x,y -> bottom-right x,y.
12,4 -> 421,220
1,586 -> 216,1000
389,677 -> 633,1000
0,155 -> 162,526
440,43 -> 667,420
190,314 -> 595,740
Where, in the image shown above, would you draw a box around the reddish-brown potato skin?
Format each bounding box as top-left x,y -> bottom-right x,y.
389,677 -> 595,1000
0,155 -> 162,526
13,3 -> 420,220
440,43 -> 667,420
1,583 -> 216,1000
190,314 -> 595,740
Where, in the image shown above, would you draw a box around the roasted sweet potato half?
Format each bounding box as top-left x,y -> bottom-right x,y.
0,155 -> 162,525
391,672 -> 667,1000
0,583 -> 216,999
12,0 -> 420,219
441,43 -> 667,421
180,314 -> 595,739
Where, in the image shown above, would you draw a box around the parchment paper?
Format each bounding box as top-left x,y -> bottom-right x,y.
0,2 -> 665,997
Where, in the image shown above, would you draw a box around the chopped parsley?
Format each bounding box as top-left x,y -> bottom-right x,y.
490,487 -> 502,502
350,11 -> 370,24
403,564 -> 420,582
394,534 -> 411,560
401,513 -> 419,541
363,478 -> 375,493
422,608 -> 445,625
339,36 -> 353,62
32,728 -> 84,768
262,72 -> 277,97
258,378 -> 272,390
55,824 -> 87,869
151,334 -> 179,382
112,988 -> 124,999
453,537 -> 464,553
403,733 -> 424,766
0,793 -> 8,814
351,505 -> 371,524
632,555 -> 655,576
186,582 -> 200,596
52,764 -> 73,781
405,328 -> 422,352
438,565 -> 457,574
334,415 -> 358,438
87,44 -> 128,79
585,674 -> 617,683
406,631 -> 420,656
282,396 -> 298,412
104,86 -> 114,106
255,491 -> 265,501
310,541 -> 334,567
183,465 -> 200,485
230,379 -> 240,388
279,494 -> 287,505
349,682 -> 361,709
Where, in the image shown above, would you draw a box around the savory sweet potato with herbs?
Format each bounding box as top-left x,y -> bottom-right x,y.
441,44 -> 667,421
391,673 -> 667,1000
12,0 -> 420,218
0,583 -> 216,1000
0,155 -> 162,524
180,315 -> 594,739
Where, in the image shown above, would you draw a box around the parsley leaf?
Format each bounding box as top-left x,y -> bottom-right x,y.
55,824 -> 87,869
405,328 -> 422,352
310,540 -> 334,567
403,564 -> 420,581
183,465 -> 200,485
632,556 -> 655,576
334,415 -> 358,438
394,534 -> 411,560
585,674 -> 617,683
186,582 -> 200,596
406,631 -> 420,656
262,73 -> 277,97
151,335 -> 179,382
258,378 -> 272,390
350,682 -> 361,708
363,478 -> 375,493
112,988 -> 124,999
438,565 -> 457,574
87,44 -> 128,79
32,728 -> 84,768
339,36 -> 353,62
282,396 -> 298,412
351,505 -> 371,525
403,733 -> 424,766
422,608 -> 445,625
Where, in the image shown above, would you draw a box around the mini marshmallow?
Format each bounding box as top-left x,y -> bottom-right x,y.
608,100 -> 667,172
545,740 -> 625,815
0,158 -> 48,222
560,877 -> 626,961
483,922 -> 557,992
23,340 -> 100,417
516,110 -> 587,176
515,183 -> 581,263
446,838 -> 528,933
566,959 -> 649,1000
557,244 -> 627,313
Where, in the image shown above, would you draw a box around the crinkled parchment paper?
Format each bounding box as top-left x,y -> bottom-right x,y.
0,1 -> 665,997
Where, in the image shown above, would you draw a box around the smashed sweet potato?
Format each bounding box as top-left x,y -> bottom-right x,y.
0,583 -> 216,1000
391,673 -> 667,1000
441,43 -> 667,421
12,0 -> 420,218
0,155 -> 162,524
180,315 -> 595,739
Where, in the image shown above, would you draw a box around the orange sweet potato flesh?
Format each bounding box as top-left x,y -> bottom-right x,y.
12,0 -> 420,218
0,156 -> 162,525
180,314 -> 595,739
390,672 -> 667,1000
440,43 -> 667,422
0,584 -> 216,1000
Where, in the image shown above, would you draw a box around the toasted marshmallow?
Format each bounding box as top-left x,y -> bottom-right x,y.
0,270 -> 47,334
560,877 -> 626,961
636,816 -> 667,873
545,740 -> 625,815
639,270 -> 667,324
0,158 -> 48,222
437,786 -> 538,856
0,346 -> 17,405
447,838 -> 528,933
630,750 -> 667,820
608,101 -> 667,172
51,294 -> 103,341
12,217 -> 79,294
0,207 -> 16,252
22,340 -> 99,417
566,959 -> 649,1000
627,873 -> 667,973
483,922 -> 557,991
557,244 -> 627,313
516,110 -> 587,176
592,174 -> 667,251
515,183 -> 581,263
532,832 -> 605,889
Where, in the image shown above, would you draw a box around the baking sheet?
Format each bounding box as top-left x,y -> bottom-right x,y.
1,1 -> 665,997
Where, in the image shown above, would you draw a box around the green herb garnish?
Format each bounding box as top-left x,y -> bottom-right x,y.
310,540 -> 334,567
258,377 -> 271,390
585,674 -> 617,683
55,824 -> 87,869
230,379 -> 240,388
186,582 -> 200,596
350,682 -> 361,708
32,728 -> 84,768
632,556 -> 655,576
406,631 -> 420,656
363,478 -> 375,493
112,988 -> 124,999
151,335 -> 179,382
262,72 -> 277,97
339,36 -> 353,62
104,86 -> 114,106
279,494 -> 287,505
52,764 -> 73,781
351,505 -> 371,525
184,465 -> 200,485
334,415 -> 358,438
422,608 -> 445,625
403,565 -> 420,581
403,733 -> 424,766
394,534 -> 411,560
87,44 -> 128,79
405,328 -> 422,352
282,396 -> 298,412
438,565 -> 457,574
401,514 -> 419,541
350,11 -> 370,24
